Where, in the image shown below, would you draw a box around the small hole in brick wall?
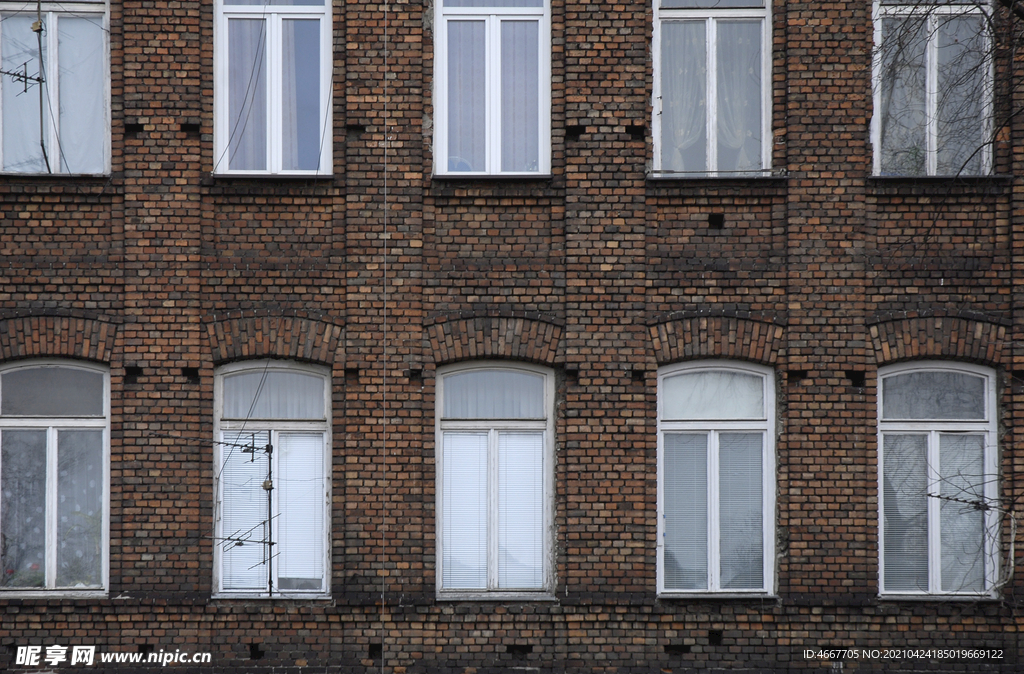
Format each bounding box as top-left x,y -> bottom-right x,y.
707,630 -> 724,646
125,365 -> 143,385
1013,370 -> 1024,386
565,125 -> 585,142
182,367 -> 200,385
631,369 -> 645,384
628,123 -> 645,141
345,367 -> 360,381
845,370 -> 865,388
368,643 -> 382,659
249,643 -> 264,660
789,369 -> 808,385
124,122 -> 143,137
346,124 -> 367,140
408,368 -> 423,384
138,644 -> 154,655
180,122 -> 201,135
664,644 -> 691,655
708,213 -> 725,229
564,368 -> 579,384
506,644 -> 533,656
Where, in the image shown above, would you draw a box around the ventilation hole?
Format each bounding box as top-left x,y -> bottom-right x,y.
564,368 -> 579,384
408,368 -> 423,384
845,370 -> 865,388
346,124 -> 367,140
368,643 -> 382,659
138,644 -> 154,655
249,643 -> 264,661
707,213 -> 725,229
1013,370 -> 1024,384
345,367 -> 360,380
124,122 -> 144,137
628,123 -> 645,140
664,644 -> 691,655
707,630 -> 724,646
180,122 -> 201,135
631,369 -> 645,384
789,369 -> 808,385
565,125 -> 585,142
124,365 -> 143,385
182,367 -> 200,385
506,644 -> 533,656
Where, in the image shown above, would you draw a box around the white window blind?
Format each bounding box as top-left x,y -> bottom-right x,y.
497,432 -> 544,589
220,431 -> 271,591
442,432 -> 488,589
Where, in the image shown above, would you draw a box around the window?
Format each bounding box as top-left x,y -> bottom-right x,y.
214,0 -> 331,175
872,0 -> 991,176
652,0 -> 769,176
214,361 -> 330,596
436,363 -> 554,598
0,362 -> 108,592
0,4 -> 108,173
657,362 -> 774,595
434,0 -> 550,176
879,363 -> 998,596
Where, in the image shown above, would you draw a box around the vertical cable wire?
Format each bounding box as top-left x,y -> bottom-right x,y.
380,0 -> 390,667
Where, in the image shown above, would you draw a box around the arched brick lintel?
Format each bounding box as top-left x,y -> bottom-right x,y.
207,316 -> 343,365
649,316 -> 784,366
869,316 -> 1007,367
0,316 -> 117,363
427,317 -> 563,366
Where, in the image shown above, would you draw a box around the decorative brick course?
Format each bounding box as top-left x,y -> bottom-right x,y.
868,314 -> 1008,366
649,315 -> 785,366
0,315 -> 118,363
206,314 -> 344,364
426,315 -> 564,365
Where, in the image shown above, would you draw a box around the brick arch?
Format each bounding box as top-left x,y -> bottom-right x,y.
868,315 -> 1007,366
426,316 -> 563,366
649,315 -> 784,366
206,315 -> 344,364
0,315 -> 117,362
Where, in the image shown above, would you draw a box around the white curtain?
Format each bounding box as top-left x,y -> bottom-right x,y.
716,20 -> 762,172
0,430 -> 48,588
276,433 -> 325,590
221,431 -> 271,590
446,21 -> 486,171
444,369 -> 544,419
882,434 -> 929,592
223,370 -> 325,420
2,15 -> 47,172
2,366 -> 104,416
719,432 -> 763,589
663,433 -> 707,590
57,16 -> 105,173
661,21 -> 706,171
882,371 -> 985,421
56,430 -> 103,587
500,20 -> 539,172
879,16 -> 927,175
939,433 -> 985,592
936,15 -> 985,175
497,432 -> 544,588
442,432 -> 488,589
228,18 -> 267,170
662,370 -> 763,421
282,18 -> 321,171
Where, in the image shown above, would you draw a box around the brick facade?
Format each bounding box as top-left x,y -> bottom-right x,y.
1,0 -> 1022,671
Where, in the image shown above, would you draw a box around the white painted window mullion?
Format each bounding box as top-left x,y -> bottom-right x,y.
487,15 -> 500,174
926,429 -> 941,592
926,14 -> 938,175
487,427 -> 498,590
708,430 -> 720,591
46,426 -> 58,587
706,17 -> 717,175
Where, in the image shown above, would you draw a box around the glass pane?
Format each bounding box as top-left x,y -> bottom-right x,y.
882,434 -> 929,592
882,370 -> 985,420
662,0 -> 764,7
661,21 -> 706,172
663,433 -> 707,590
939,434 -> 986,592
2,15 -> 48,172
497,432 -> 544,589
282,19 -> 321,171
220,431 -> 271,591
719,432 -> 763,589
937,15 -> 986,175
223,369 -> 325,419
442,432 -> 488,589
1,430 -> 47,587
878,16 -> 927,175
226,0 -> 325,5
716,20 -> 762,173
445,0 -> 543,7
2,366 -> 104,416
56,430 -> 102,587
276,433 -> 324,591
57,16 -> 105,174
443,369 -> 544,419
227,18 -> 267,171
500,21 -> 539,172
662,370 -> 764,420
446,21 -> 486,172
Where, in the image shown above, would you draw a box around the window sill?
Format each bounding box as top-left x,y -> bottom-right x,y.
0,589 -> 107,599
211,592 -> 331,601
878,593 -> 998,602
658,592 -> 777,600
437,591 -> 557,602
433,173 -> 553,181
206,172 -> 334,182
647,169 -> 786,181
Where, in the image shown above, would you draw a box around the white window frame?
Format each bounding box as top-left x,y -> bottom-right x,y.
652,0 -> 771,177
878,361 -> 998,597
0,360 -> 109,596
213,0 -> 332,176
213,360 -> 331,598
657,360 -> 775,596
433,0 -> 551,176
0,1 -> 110,174
871,0 -> 992,176
435,361 -> 555,599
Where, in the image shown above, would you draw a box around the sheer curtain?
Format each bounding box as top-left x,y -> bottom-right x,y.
879,16 -> 927,175
2,15 -> 47,172
56,430 -> 103,587
58,17 -> 105,173
282,19 -> 321,171
661,21 -> 706,172
500,20 -> 539,172
716,20 -> 761,173
447,21 -> 486,171
228,18 -> 268,170
662,370 -> 763,421
936,15 -> 985,175
0,431 -> 47,588
223,370 -> 325,419
718,432 -> 762,589
444,369 -> 545,419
